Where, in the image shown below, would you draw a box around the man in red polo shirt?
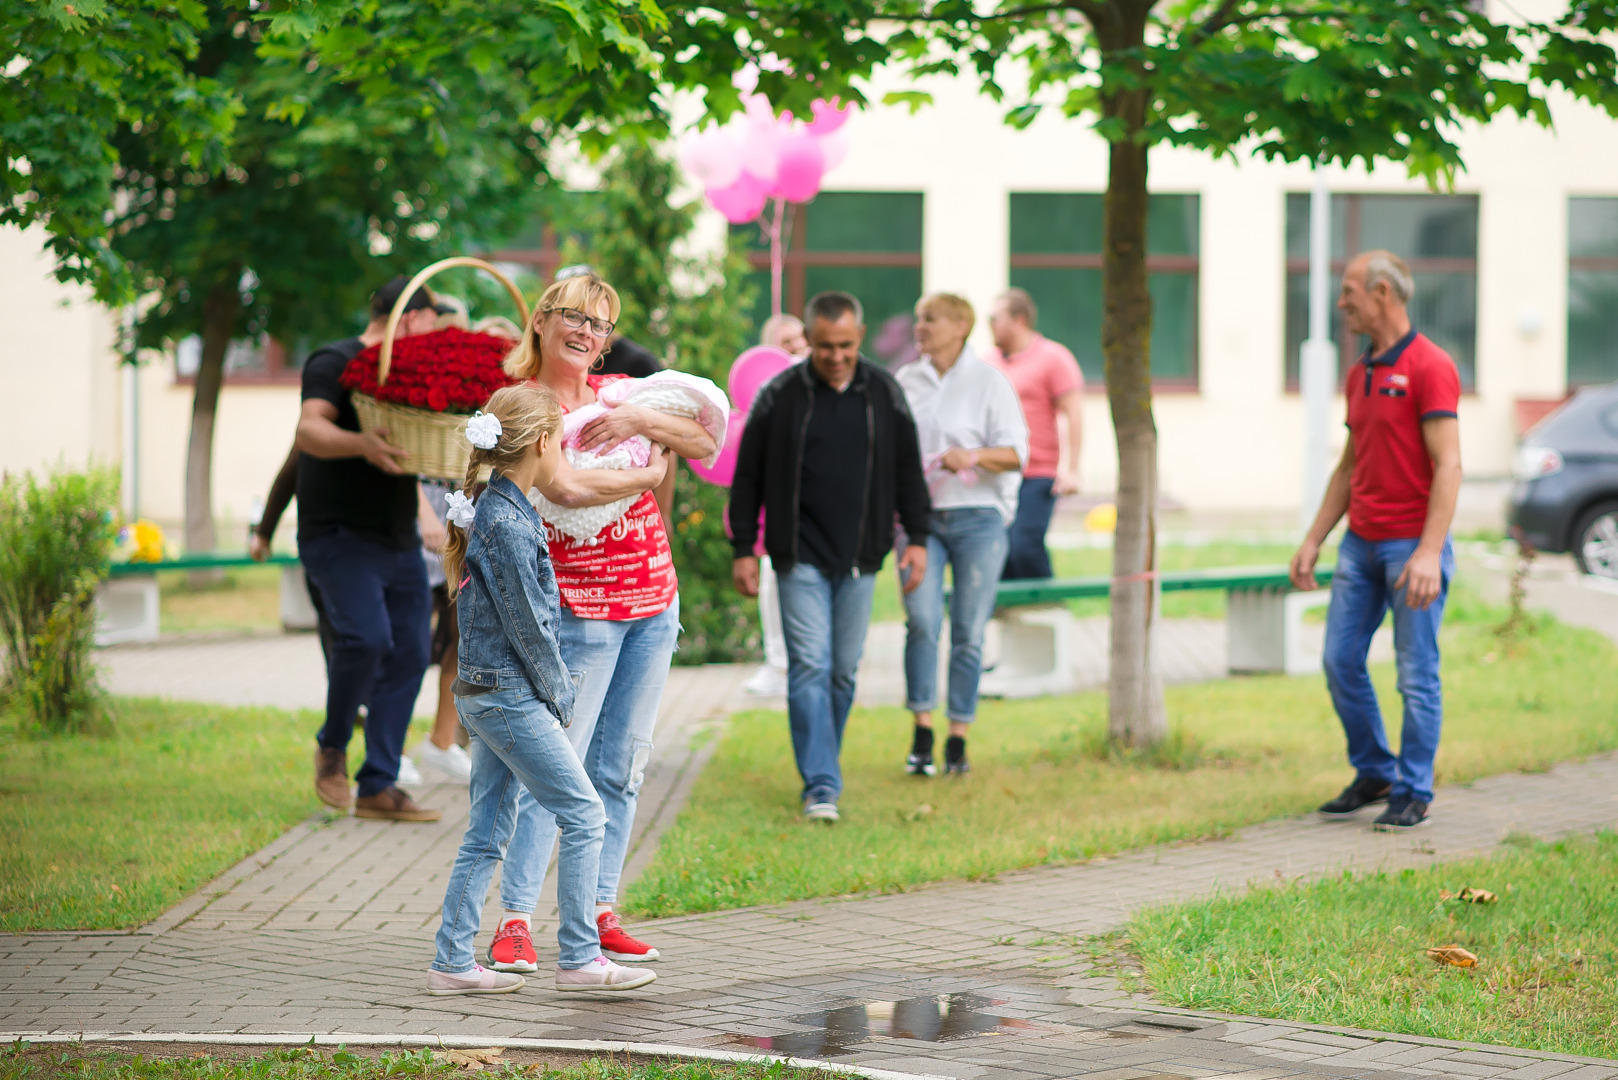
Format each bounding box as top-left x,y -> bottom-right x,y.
1290,249 -> 1463,831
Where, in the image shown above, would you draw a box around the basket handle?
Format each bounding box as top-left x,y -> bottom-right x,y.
378,256 -> 532,385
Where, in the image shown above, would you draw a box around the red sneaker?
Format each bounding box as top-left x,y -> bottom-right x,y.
487,919 -> 539,973
597,911 -> 659,962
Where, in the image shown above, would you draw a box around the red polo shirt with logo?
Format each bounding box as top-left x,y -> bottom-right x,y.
1344,329 -> 1460,542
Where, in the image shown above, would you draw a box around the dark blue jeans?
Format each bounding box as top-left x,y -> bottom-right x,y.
1004,477 -> 1057,580
1323,530 -> 1454,805
299,529 -> 432,797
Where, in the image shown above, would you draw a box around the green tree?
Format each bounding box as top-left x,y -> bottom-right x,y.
867,0 -> 1618,744
560,143 -> 762,664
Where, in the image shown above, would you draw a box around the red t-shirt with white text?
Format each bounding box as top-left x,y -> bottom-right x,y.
1344,331 -> 1461,541
542,375 -> 678,621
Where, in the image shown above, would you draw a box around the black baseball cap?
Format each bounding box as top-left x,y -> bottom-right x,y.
370,276 -> 455,318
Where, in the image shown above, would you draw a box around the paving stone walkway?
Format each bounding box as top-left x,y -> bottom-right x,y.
9,557 -> 1616,1078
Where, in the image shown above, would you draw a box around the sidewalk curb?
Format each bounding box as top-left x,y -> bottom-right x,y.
0,1033 -> 958,1080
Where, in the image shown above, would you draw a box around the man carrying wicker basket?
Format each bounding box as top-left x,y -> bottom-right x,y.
296,277 -> 454,822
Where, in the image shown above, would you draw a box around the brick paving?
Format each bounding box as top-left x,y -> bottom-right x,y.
11,568 -> 1614,1077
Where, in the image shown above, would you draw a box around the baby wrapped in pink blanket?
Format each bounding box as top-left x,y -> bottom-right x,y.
530,370 -> 729,543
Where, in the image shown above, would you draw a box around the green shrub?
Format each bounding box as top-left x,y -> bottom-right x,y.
670,463 -> 761,664
0,466 -> 117,733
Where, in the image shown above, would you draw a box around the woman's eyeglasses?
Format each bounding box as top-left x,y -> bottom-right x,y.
547,307 -> 615,339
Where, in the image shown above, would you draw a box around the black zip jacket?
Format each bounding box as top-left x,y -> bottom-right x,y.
728,359 -> 931,575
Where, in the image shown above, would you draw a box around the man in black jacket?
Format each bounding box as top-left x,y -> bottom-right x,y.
729,291 -> 931,823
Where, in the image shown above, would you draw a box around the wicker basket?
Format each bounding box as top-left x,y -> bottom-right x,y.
350,256 -> 530,480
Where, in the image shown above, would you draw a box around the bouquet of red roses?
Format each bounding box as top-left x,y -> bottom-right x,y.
341,327 -> 515,413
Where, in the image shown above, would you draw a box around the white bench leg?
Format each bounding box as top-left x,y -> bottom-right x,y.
978,605 -> 1077,698
95,575 -> 160,646
280,564 -> 321,631
1227,586 -> 1331,675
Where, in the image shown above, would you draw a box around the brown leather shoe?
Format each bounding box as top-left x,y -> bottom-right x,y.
354,787 -> 442,822
315,746 -> 351,809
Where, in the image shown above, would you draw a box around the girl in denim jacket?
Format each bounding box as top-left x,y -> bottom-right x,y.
426,384 -> 663,995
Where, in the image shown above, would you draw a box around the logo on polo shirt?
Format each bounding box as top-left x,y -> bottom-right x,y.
1379,372 -> 1409,397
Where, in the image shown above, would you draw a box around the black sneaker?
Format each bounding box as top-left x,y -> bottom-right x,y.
908,725 -> 936,777
1372,799 -> 1430,830
944,735 -> 969,775
1317,776 -> 1393,818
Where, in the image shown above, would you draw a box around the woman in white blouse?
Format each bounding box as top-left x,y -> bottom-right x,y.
895,293 -> 1029,776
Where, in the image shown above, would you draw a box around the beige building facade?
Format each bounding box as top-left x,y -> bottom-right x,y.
4,64 -> 1616,539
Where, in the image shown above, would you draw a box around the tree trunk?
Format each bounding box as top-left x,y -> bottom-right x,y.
184,278 -> 240,579
1101,85 -> 1168,747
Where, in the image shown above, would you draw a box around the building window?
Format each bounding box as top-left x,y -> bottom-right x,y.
1569,197 -> 1618,387
1007,193 -> 1200,388
731,191 -> 924,368
484,221 -> 567,286
1284,193 -> 1478,390
174,334 -> 304,383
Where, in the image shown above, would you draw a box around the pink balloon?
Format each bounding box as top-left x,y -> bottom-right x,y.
677,126 -> 742,189
687,410 -> 745,487
772,132 -> 825,203
728,346 -> 795,414
707,171 -> 769,224
807,97 -> 851,135
815,127 -> 850,171
739,95 -> 784,182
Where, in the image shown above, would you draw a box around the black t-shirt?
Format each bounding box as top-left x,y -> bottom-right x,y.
597,337 -> 662,379
797,374 -> 869,574
296,337 -> 420,550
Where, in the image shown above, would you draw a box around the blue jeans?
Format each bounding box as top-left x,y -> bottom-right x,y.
1004,477 -> 1057,580
1323,530 -> 1454,805
903,508 -> 1008,724
776,562 -> 879,804
298,529 -> 431,797
433,688 -> 606,972
500,601 -> 679,912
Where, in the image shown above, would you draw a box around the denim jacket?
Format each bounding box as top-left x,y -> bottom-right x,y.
455,473 -> 575,723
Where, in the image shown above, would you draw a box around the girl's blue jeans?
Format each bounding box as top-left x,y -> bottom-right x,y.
1323,530 -> 1454,805
431,688 -> 606,973
499,601 -> 679,913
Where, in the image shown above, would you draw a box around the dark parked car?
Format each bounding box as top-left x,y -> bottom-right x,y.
1509,383 -> 1618,577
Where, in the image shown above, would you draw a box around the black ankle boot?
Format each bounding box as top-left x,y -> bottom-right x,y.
944,735 -> 969,775
907,725 -> 936,776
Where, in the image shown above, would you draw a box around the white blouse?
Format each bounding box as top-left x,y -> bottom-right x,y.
895,345 -> 1029,523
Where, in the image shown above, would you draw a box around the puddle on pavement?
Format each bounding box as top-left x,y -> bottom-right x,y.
731,992 -> 1040,1057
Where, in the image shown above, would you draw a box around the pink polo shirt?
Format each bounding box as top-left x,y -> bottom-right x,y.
985,335 -> 1084,479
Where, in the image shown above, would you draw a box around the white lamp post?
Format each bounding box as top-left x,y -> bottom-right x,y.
1299,176 -> 1336,531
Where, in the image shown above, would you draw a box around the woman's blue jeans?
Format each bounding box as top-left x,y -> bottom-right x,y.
499,601 -> 679,913
1322,530 -> 1454,805
432,688 -> 606,972
903,507 -> 1009,724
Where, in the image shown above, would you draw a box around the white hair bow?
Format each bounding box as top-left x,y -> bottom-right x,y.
465,411 -> 503,450
444,490 -> 477,529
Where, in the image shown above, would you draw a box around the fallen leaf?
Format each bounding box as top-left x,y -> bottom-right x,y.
905,803 -> 933,822
1425,944 -> 1479,968
438,1049 -> 505,1070
1456,887 -> 1498,904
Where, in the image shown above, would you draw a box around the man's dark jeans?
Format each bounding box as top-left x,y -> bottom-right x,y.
299,529 -> 431,797
1004,476 -> 1058,580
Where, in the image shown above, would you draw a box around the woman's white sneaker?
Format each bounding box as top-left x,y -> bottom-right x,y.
555,955 -> 657,992
416,740 -> 473,782
426,965 -> 525,995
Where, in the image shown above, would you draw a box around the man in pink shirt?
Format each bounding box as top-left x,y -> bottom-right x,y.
985,288 -> 1085,579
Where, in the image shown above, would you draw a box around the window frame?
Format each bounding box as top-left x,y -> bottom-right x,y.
1007,192 -> 1202,392
1567,196 -> 1618,389
1283,192 -> 1480,392
172,335 -> 301,387
737,196 -> 925,317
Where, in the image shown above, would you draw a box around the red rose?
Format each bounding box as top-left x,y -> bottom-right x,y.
426,386 -> 449,411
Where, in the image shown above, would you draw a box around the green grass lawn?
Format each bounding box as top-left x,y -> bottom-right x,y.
1124,832 -> 1618,1059
0,1046 -> 828,1080
157,564 -> 284,636
1,697 -> 335,931
624,601 -> 1618,918
867,541 -> 1328,624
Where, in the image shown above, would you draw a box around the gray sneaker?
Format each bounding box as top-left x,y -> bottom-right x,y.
426,965 -> 525,996
804,800 -> 840,823
555,956 -> 657,992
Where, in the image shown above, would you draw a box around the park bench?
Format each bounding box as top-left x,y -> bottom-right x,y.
98,553 -> 318,645
977,564 -> 1338,699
